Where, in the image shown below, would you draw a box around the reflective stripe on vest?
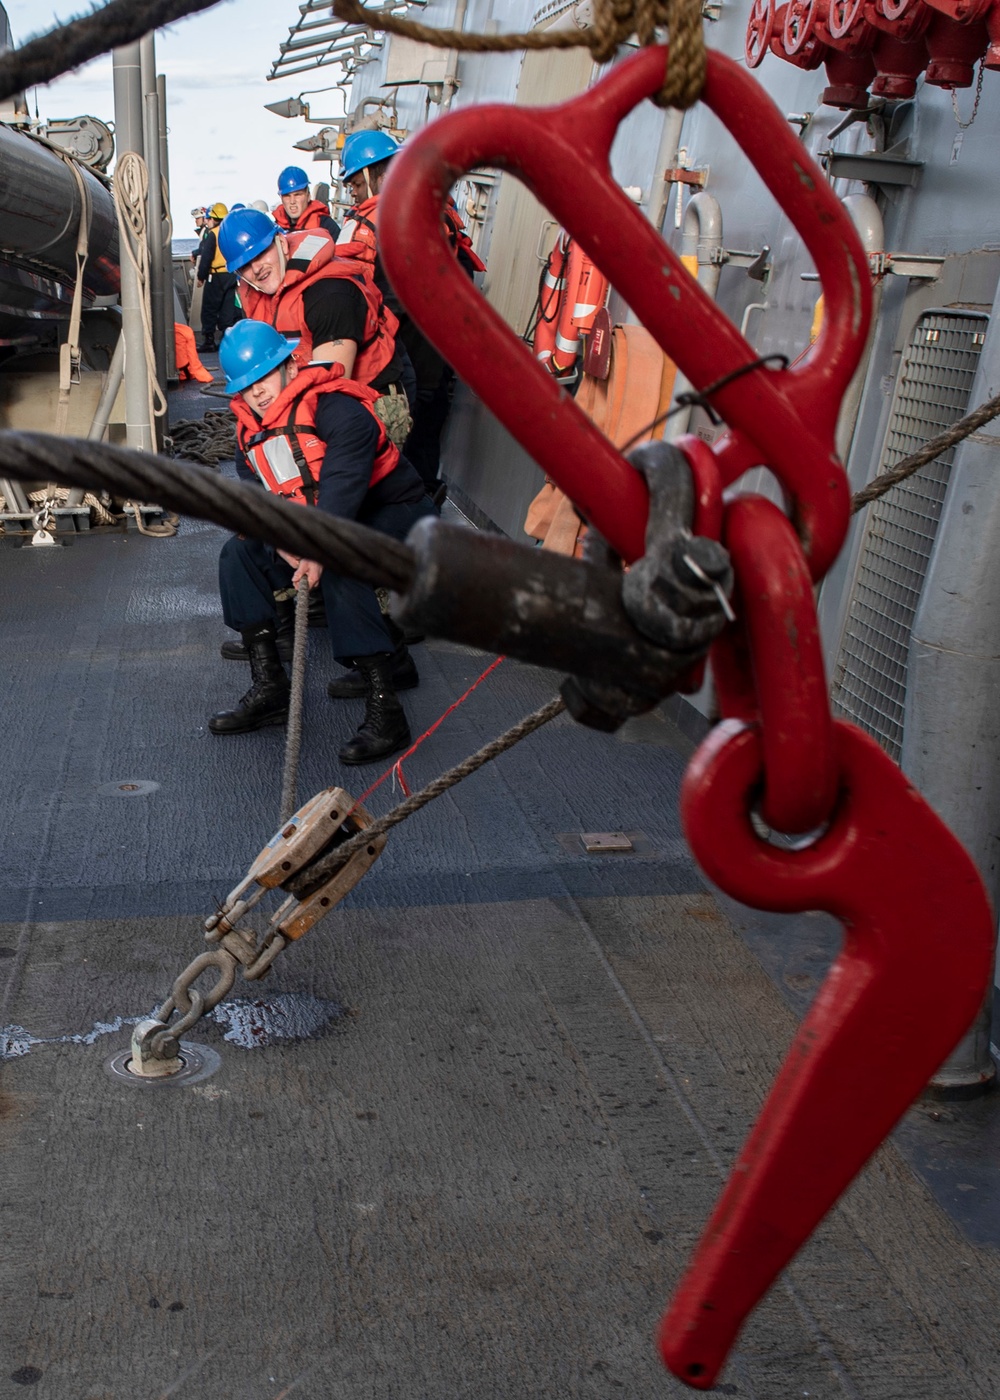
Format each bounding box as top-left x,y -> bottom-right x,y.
238,229 -> 398,384
230,362 -> 399,509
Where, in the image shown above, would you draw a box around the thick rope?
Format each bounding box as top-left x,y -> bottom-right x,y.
279,579 -> 311,825
851,389 -> 1000,513
112,152 -> 167,429
0,432 -> 416,591
287,695 -> 567,897
332,0 -> 706,108
27,485 -> 117,527
164,411 -> 236,468
0,0 -> 224,104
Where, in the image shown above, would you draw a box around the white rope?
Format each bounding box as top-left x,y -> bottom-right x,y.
112,150 -> 167,428
111,150 -> 178,537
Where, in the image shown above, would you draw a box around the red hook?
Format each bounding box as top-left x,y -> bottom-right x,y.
659,719 -> 995,1388
379,47 -> 871,576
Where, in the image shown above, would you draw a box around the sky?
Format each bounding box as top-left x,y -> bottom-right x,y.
3,0 -> 348,235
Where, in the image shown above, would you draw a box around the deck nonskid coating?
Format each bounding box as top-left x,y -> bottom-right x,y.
2,410 -> 1000,1393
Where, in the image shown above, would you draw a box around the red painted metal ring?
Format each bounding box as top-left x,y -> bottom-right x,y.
379,47 -> 871,577
722,495 -> 837,834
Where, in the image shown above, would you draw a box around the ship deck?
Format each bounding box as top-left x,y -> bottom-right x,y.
2,378 -> 1000,1397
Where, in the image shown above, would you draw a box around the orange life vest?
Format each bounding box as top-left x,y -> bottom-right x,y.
335,195 -> 379,265
444,198 -> 486,274
272,199 -> 335,234
238,229 -> 398,386
230,362 -> 399,509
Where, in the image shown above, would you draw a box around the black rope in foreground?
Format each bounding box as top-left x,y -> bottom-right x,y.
0,432 -> 415,592
0,0 -> 224,104
287,695 -> 567,899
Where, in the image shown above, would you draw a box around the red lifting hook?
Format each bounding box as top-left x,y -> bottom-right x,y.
663,720 -> 994,1387
379,44 -> 995,1392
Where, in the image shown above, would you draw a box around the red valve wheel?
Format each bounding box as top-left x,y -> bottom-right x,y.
745,0 -> 775,66
783,0 -> 819,54
881,0 -> 918,20
828,0 -> 865,38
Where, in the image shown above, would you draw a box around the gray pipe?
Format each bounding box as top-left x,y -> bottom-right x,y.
900,279 -> 1000,1096
836,194 -> 884,463
439,0 -> 468,112
113,42 -> 154,453
140,36 -> 167,413
64,332 -> 127,506
1,477 -> 30,513
668,192 -> 724,439
646,107 -> 685,237
157,72 -> 177,382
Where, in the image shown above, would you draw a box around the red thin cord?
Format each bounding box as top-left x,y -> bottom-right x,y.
342,655 -> 507,824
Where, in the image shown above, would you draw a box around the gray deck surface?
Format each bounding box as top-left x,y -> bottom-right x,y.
3,380 -> 1000,1397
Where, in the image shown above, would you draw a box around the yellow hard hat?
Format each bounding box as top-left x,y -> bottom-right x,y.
209,202 -> 228,220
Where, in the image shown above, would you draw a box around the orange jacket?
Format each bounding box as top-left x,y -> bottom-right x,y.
230,362 -> 398,507
238,229 -> 398,385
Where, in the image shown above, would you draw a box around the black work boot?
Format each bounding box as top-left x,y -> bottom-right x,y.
221,598 -> 295,661
198,337 -> 216,353
338,653 -> 411,765
209,622 -> 290,734
327,644 -> 419,700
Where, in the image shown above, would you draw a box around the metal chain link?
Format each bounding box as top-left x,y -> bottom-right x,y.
952,60 -> 984,130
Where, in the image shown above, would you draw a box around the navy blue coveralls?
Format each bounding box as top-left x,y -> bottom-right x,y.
220,390 -> 434,663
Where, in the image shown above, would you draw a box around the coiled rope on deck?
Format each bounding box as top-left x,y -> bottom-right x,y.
164,411 -> 237,469
332,0 -> 706,109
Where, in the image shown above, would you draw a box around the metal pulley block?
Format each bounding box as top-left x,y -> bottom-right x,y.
204,785 -> 386,968
128,788 -> 385,1078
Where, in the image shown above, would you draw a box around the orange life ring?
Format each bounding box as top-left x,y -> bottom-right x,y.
549,238 -> 610,378
532,230 -> 570,367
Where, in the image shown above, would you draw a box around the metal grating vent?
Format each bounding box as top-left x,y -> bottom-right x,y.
832,310 -> 987,761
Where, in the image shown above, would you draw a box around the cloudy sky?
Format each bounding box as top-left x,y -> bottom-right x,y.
3,0 -> 344,234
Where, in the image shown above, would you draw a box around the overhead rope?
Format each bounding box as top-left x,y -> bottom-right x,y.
851,388 -> 1000,513
0,0 -> 224,104
332,0 -> 706,109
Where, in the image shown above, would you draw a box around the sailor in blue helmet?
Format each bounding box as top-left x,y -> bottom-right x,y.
273,165 -> 339,238
211,320 -> 433,764
336,128 -> 486,500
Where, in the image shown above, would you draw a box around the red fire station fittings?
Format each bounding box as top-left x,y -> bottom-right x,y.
754,0 -> 998,104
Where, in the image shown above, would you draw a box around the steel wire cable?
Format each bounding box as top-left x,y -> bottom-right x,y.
0,432 -> 415,587
0,0 -> 224,104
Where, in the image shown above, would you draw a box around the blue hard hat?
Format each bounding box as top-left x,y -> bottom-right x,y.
278,165 -> 310,196
219,321 -> 297,395
218,208 -> 278,273
230,201 -> 246,211
340,129 -> 400,181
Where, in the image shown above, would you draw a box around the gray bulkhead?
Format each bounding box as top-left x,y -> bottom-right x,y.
346,2 -> 1000,1044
